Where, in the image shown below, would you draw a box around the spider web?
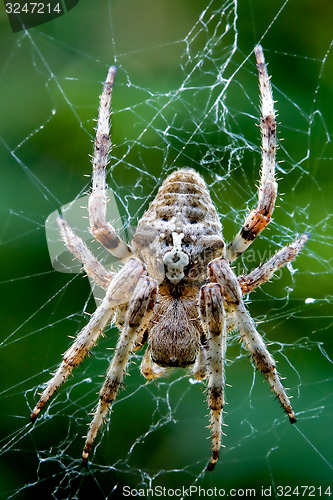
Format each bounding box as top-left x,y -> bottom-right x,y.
0,0 -> 332,498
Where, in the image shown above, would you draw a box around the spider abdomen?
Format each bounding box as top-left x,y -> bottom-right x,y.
133,168 -> 225,284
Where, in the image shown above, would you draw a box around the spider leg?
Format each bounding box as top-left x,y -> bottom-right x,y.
88,66 -> 132,261
192,345 -> 208,381
200,283 -> 226,471
30,258 -> 145,422
226,46 -> 277,262
209,258 -> 296,423
140,347 -> 166,380
238,233 -> 309,294
57,216 -> 114,290
233,302 -> 296,422
82,275 -> 157,464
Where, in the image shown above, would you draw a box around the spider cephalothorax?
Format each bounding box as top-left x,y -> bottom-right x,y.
31,46 -> 308,471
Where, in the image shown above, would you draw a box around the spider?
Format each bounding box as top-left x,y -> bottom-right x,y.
31,45 -> 308,471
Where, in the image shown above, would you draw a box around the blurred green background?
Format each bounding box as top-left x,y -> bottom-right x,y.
0,0 -> 332,499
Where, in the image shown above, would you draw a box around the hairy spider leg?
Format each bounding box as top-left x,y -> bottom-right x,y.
88,66 -> 132,261
82,275 -> 157,464
232,301 -> 296,422
226,45 -> 277,262
30,258 -> 145,422
238,234 -> 309,294
57,216 -> 114,289
219,235 -> 308,342
200,283 -> 227,471
209,258 -> 296,423
140,347 -> 167,379
192,345 -> 208,381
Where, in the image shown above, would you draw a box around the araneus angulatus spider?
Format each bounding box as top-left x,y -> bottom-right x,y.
31,46 -> 308,471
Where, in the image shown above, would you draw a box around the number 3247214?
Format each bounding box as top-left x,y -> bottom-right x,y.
277,486 -> 331,497
5,3 -> 61,14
